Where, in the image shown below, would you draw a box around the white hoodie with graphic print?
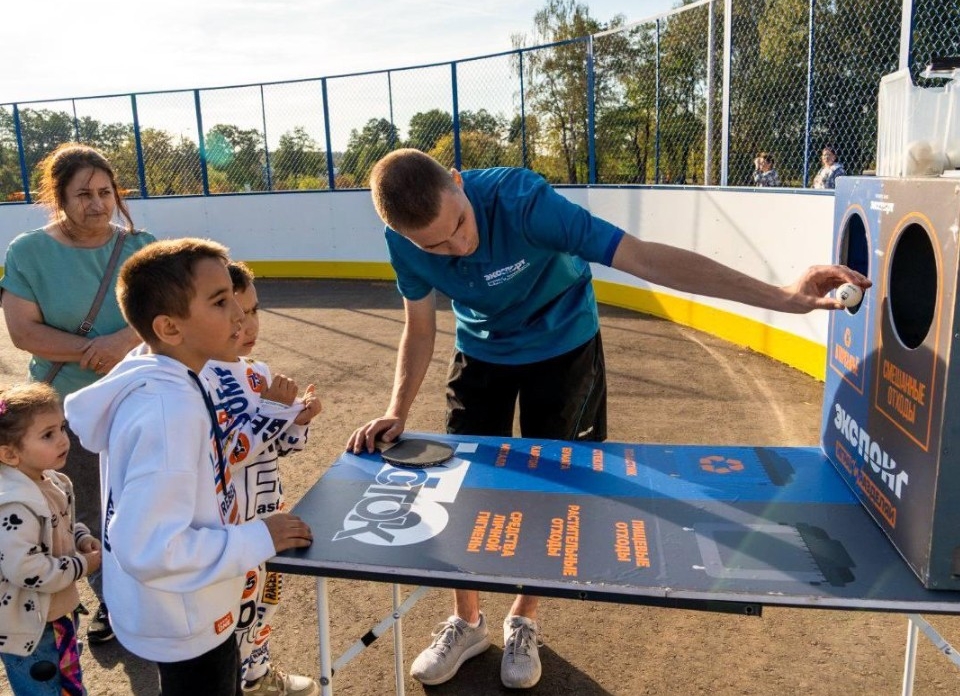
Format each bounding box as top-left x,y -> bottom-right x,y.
64,352 -> 276,663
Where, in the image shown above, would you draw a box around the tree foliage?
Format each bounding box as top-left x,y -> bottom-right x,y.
338,118 -> 399,187
513,0 -> 637,183
407,109 -> 453,153
204,124 -> 266,192
272,127 -> 328,190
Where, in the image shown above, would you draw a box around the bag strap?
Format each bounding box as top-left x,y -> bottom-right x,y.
43,231 -> 129,384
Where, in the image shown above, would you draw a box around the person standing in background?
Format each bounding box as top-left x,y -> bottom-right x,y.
753,152 -> 780,187
812,145 -> 846,189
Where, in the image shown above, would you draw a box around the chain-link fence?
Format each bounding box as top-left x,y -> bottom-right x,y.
1,0 -> 957,202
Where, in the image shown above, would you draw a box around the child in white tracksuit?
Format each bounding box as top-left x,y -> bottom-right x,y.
204,261 -> 321,696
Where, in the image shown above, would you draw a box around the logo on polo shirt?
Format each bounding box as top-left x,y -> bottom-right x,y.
333,460 -> 469,546
484,259 -> 529,286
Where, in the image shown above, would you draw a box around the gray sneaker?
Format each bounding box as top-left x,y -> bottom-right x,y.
410,613 -> 491,685
501,615 -> 543,689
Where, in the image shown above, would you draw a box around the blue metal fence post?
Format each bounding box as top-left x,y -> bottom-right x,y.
802,0 -> 816,187
194,89 -> 210,196
655,18 -> 662,184
519,50 -> 528,169
260,85 -> 272,191
451,62 -> 462,171
12,104 -> 30,203
130,95 -> 148,198
321,78 -> 336,190
587,35 -> 597,184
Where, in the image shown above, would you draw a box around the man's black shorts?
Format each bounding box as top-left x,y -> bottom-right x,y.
445,331 -> 606,441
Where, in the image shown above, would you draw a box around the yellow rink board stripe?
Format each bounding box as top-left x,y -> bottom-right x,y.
244,260 -> 397,281
593,279 -> 826,380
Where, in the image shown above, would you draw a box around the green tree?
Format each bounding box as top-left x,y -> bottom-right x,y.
596,103 -> 652,183
430,131 -> 507,169
5,108 -> 75,188
594,22 -> 656,184
77,118 -> 132,157
204,124 -> 266,192
459,109 -> 504,138
505,114 -> 541,168
515,0 -> 635,183
406,109 -> 453,152
0,108 -> 25,200
109,127 -> 202,196
272,127 -> 328,190
339,118 -> 400,187
656,3 -> 712,184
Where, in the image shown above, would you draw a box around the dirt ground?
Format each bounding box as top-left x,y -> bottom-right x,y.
2,278 -> 959,696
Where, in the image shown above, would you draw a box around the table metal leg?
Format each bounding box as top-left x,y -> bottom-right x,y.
317,577 -> 334,696
902,615 -> 919,696
902,613 -> 960,695
314,583 -> 430,695
393,584 -> 405,696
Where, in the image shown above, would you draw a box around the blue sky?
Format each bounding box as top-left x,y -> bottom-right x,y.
4,0 -> 679,104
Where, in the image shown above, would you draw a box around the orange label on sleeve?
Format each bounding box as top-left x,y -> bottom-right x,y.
214,612 -> 234,635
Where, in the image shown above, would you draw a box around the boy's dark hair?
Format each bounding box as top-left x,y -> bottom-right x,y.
117,238 -> 230,345
227,260 -> 255,292
370,148 -> 460,232
757,151 -> 774,165
0,382 -> 61,451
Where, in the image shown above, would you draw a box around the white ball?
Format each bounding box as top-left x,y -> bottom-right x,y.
836,283 -> 863,308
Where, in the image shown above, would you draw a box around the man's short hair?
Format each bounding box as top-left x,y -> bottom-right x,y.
117,238 -> 230,345
369,148 -> 460,232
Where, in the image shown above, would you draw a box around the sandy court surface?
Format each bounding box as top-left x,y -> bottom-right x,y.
1,278 -> 959,696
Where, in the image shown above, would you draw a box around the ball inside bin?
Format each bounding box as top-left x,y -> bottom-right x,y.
905,140 -> 946,176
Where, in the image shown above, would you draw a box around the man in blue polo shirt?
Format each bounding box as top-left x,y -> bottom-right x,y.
347,148 -> 868,689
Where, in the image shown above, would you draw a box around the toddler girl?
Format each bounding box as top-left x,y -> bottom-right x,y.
0,382 -> 101,695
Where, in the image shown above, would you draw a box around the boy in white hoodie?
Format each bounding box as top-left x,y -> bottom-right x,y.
64,238 -> 313,696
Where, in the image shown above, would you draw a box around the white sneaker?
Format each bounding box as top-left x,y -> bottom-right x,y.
241,665 -> 320,696
501,615 -> 543,689
410,613 -> 491,685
